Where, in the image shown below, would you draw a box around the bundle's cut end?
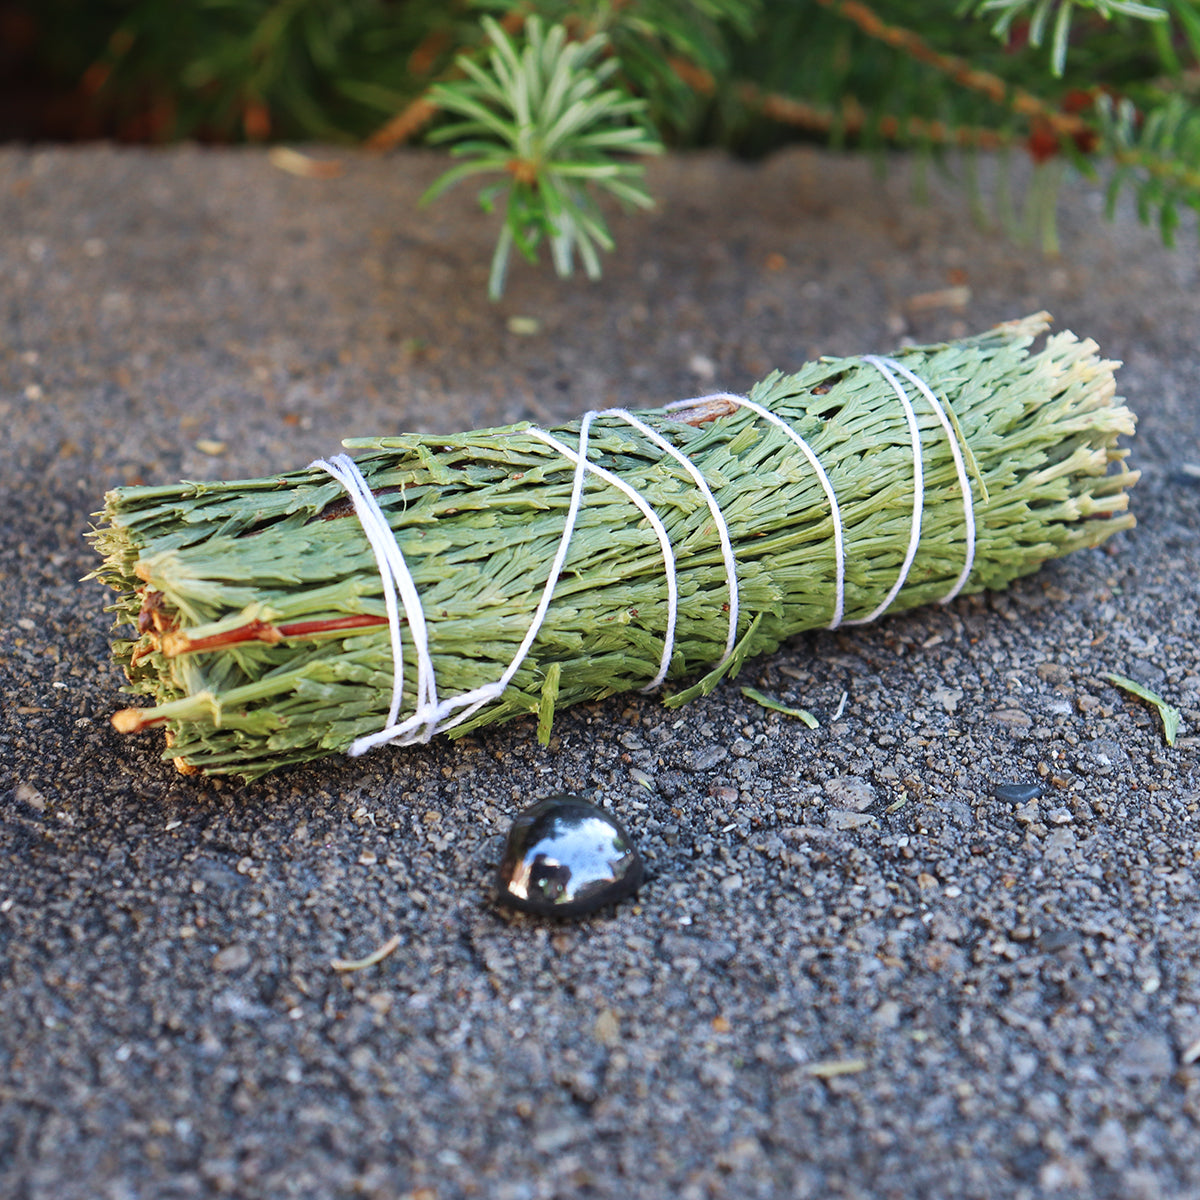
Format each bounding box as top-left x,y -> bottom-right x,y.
111,707 -> 156,734
91,315 -> 1138,779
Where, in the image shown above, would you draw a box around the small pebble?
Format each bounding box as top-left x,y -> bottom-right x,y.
992,781 -> 1044,804
1036,927 -> 1077,953
824,775 -> 876,812
827,809 -> 874,831
496,795 -> 643,918
212,944 -> 251,973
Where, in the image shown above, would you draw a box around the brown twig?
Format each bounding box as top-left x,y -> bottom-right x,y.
661,53 -> 1014,150
745,86 -> 1012,149
365,96 -> 442,152
813,0 -> 1092,140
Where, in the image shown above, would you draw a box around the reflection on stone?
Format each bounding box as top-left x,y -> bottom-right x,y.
496,795 -> 643,917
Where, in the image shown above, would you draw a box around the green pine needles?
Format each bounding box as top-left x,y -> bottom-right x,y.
421,16 -> 663,299
1097,93 -> 1200,241
960,1 -> 1170,76
92,315 -> 1138,780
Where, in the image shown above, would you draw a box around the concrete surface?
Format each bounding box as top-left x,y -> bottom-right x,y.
1,144 -> 1199,1200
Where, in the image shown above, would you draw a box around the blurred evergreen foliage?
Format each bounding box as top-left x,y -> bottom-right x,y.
11,0 -> 1200,291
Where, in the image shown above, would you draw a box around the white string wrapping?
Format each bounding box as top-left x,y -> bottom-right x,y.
312,413 -> 602,753
844,355 -> 927,626
525,419 -> 680,692
597,408 -> 740,664
673,356 -> 976,628
867,356 -> 977,605
314,355 -> 976,755
664,391 -> 847,629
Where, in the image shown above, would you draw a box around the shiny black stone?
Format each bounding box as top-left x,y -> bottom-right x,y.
496,795 -> 643,918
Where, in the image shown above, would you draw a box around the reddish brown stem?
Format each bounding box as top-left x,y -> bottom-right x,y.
160,614 -> 389,658
278,615 -> 390,638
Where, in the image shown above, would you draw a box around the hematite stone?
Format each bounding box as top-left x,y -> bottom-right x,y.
495,795 -> 643,917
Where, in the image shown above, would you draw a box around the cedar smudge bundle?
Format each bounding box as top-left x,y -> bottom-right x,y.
91,315 -> 1137,779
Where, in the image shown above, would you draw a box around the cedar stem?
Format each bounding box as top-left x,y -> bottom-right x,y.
160,614 -> 389,658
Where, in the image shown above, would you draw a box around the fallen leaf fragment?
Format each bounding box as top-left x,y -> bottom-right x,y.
804,1057 -> 868,1079
1104,672 -> 1180,747
741,686 -> 819,728
268,146 -> 344,179
331,932 -> 402,973
905,285 -> 971,312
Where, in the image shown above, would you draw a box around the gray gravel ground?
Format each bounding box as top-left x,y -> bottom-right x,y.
2,145 -> 1199,1200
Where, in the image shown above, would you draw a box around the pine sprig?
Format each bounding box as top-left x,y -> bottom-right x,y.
475,0 -> 759,134
421,15 -> 663,298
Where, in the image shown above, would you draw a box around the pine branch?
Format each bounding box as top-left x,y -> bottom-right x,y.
420,15 -> 663,298
815,0 -> 1095,138
747,86 -> 1014,149
1098,92 -> 1200,237
802,2 -> 1199,248
363,0 -> 756,149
